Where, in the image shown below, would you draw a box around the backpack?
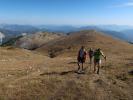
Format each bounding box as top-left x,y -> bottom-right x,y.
78,49 -> 86,59
89,50 -> 94,57
94,50 -> 101,59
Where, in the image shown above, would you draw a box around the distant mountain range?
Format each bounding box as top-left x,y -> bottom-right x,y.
121,29 -> 133,42
0,24 -> 133,43
38,25 -> 133,42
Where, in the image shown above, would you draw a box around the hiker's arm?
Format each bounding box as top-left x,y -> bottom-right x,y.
101,51 -> 106,59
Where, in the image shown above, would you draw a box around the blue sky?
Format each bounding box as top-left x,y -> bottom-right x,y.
0,0 -> 133,25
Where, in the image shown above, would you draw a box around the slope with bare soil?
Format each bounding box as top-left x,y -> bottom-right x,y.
15,32 -> 64,50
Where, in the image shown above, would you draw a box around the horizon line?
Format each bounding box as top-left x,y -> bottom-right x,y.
0,23 -> 133,27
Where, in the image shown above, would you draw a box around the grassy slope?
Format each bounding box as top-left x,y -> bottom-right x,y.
37,30 -> 133,57
0,30 -> 133,100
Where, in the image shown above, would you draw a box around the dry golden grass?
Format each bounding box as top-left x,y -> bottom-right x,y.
37,30 -> 133,57
0,30 -> 133,100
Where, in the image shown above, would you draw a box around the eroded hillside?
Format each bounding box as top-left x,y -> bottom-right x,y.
15,32 -> 64,50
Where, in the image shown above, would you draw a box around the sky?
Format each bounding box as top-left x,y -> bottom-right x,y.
0,0 -> 133,25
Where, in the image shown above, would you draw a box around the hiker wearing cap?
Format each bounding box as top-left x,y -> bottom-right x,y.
88,48 -> 94,64
88,48 -> 94,71
77,46 -> 87,72
93,48 -> 106,74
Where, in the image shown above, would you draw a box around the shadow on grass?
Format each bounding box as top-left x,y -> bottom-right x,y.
40,70 -> 76,76
68,61 -> 77,64
40,67 -> 89,76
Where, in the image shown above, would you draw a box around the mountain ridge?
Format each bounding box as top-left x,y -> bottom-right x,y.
36,30 -> 132,57
0,24 -> 133,44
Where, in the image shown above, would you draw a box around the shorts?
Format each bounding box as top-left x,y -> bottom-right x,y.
94,59 -> 101,64
89,54 -> 93,59
78,57 -> 86,63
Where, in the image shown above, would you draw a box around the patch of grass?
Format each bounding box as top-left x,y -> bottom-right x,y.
115,73 -> 128,81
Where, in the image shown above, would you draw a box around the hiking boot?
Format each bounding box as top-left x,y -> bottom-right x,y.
77,69 -> 82,73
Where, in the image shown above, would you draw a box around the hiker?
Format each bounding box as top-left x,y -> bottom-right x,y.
77,46 -> 87,72
93,48 -> 106,74
88,48 -> 94,64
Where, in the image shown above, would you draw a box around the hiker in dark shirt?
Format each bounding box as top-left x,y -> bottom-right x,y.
77,46 -> 87,73
88,48 -> 94,70
88,48 -> 94,64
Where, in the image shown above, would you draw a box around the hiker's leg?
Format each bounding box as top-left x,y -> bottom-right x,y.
81,63 -> 84,71
90,57 -> 92,70
77,62 -> 80,71
97,60 -> 101,74
97,63 -> 100,74
90,57 -> 92,64
94,60 -> 96,72
99,60 -> 102,67
89,56 -> 92,64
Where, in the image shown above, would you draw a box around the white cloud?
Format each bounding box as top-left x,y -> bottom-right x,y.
112,2 -> 133,8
